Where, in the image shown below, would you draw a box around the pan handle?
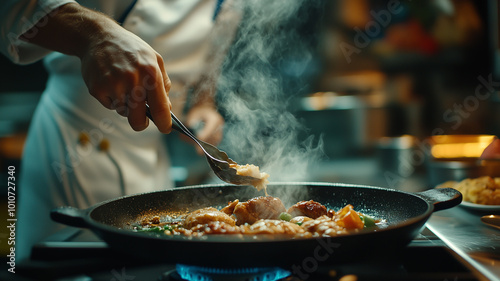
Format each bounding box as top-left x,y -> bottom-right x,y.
50,206 -> 89,228
415,188 -> 463,212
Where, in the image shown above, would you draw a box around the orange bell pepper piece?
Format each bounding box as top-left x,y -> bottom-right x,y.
338,205 -> 364,230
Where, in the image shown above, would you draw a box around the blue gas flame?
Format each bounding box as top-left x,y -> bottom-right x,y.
176,264 -> 291,281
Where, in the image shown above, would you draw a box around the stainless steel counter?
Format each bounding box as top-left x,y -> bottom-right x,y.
427,206 -> 500,281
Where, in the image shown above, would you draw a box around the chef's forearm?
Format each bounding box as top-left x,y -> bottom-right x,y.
19,2 -> 118,59
18,2 -> 173,133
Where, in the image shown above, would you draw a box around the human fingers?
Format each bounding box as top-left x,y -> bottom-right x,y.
92,72 -> 149,131
82,53 -> 135,119
125,88 -> 149,131
197,116 -> 224,145
91,89 -> 114,110
187,106 -> 224,145
121,67 -> 150,131
144,54 -> 172,133
87,78 -> 129,116
112,82 -> 130,118
79,27 -> 170,132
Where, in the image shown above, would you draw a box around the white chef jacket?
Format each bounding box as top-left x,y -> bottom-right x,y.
0,0 -> 224,262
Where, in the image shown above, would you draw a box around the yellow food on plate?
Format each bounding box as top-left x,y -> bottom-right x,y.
437,176 -> 500,205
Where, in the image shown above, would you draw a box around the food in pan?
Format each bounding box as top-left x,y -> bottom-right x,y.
436,176 -> 500,205
133,196 -> 383,238
223,196 -> 286,225
229,163 -> 270,192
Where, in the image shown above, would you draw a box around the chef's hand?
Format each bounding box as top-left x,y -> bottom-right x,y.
20,3 -> 172,133
186,104 -> 224,154
80,25 -> 172,133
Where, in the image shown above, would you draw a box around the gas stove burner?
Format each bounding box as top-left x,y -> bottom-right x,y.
160,264 -> 291,281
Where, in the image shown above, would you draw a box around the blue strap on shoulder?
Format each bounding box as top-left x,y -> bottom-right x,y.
117,0 -> 138,25
118,0 -> 223,25
213,0 -> 225,21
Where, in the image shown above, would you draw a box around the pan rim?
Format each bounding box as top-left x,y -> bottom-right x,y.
83,182 -> 434,243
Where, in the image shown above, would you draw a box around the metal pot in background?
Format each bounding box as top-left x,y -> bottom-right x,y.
427,160 -> 484,187
294,71 -> 423,159
376,135 -> 418,176
296,92 -> 389,157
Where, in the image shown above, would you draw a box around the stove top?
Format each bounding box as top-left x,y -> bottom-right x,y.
8,227 -> 484,281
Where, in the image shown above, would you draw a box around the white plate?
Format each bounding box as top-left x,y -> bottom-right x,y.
460,201 -> 500,212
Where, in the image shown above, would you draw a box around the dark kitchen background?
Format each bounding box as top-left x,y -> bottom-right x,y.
0,0 -> 499,258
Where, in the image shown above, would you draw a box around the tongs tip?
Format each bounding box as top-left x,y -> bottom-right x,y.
145,104 -> 266,188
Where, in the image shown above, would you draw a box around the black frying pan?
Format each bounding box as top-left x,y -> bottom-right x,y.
51,182 -> 461,267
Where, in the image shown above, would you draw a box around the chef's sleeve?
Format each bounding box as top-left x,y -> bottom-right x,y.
0,0 -> 76,65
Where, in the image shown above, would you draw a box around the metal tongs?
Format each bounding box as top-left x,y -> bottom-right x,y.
145,105 -> 260,186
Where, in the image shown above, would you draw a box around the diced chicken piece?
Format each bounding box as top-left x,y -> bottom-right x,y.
183,207 -> 236,229
287,200 -> 327,219
229,163 -> 270,191
233,196 -> 286,225
220,199 -> 239,216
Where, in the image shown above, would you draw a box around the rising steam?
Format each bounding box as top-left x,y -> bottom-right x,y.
208,0 -> 326,183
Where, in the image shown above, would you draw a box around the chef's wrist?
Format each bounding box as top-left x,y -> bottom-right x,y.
51,3 -> 122,59
68,6 -> 124,59
19,3 -> 120,59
